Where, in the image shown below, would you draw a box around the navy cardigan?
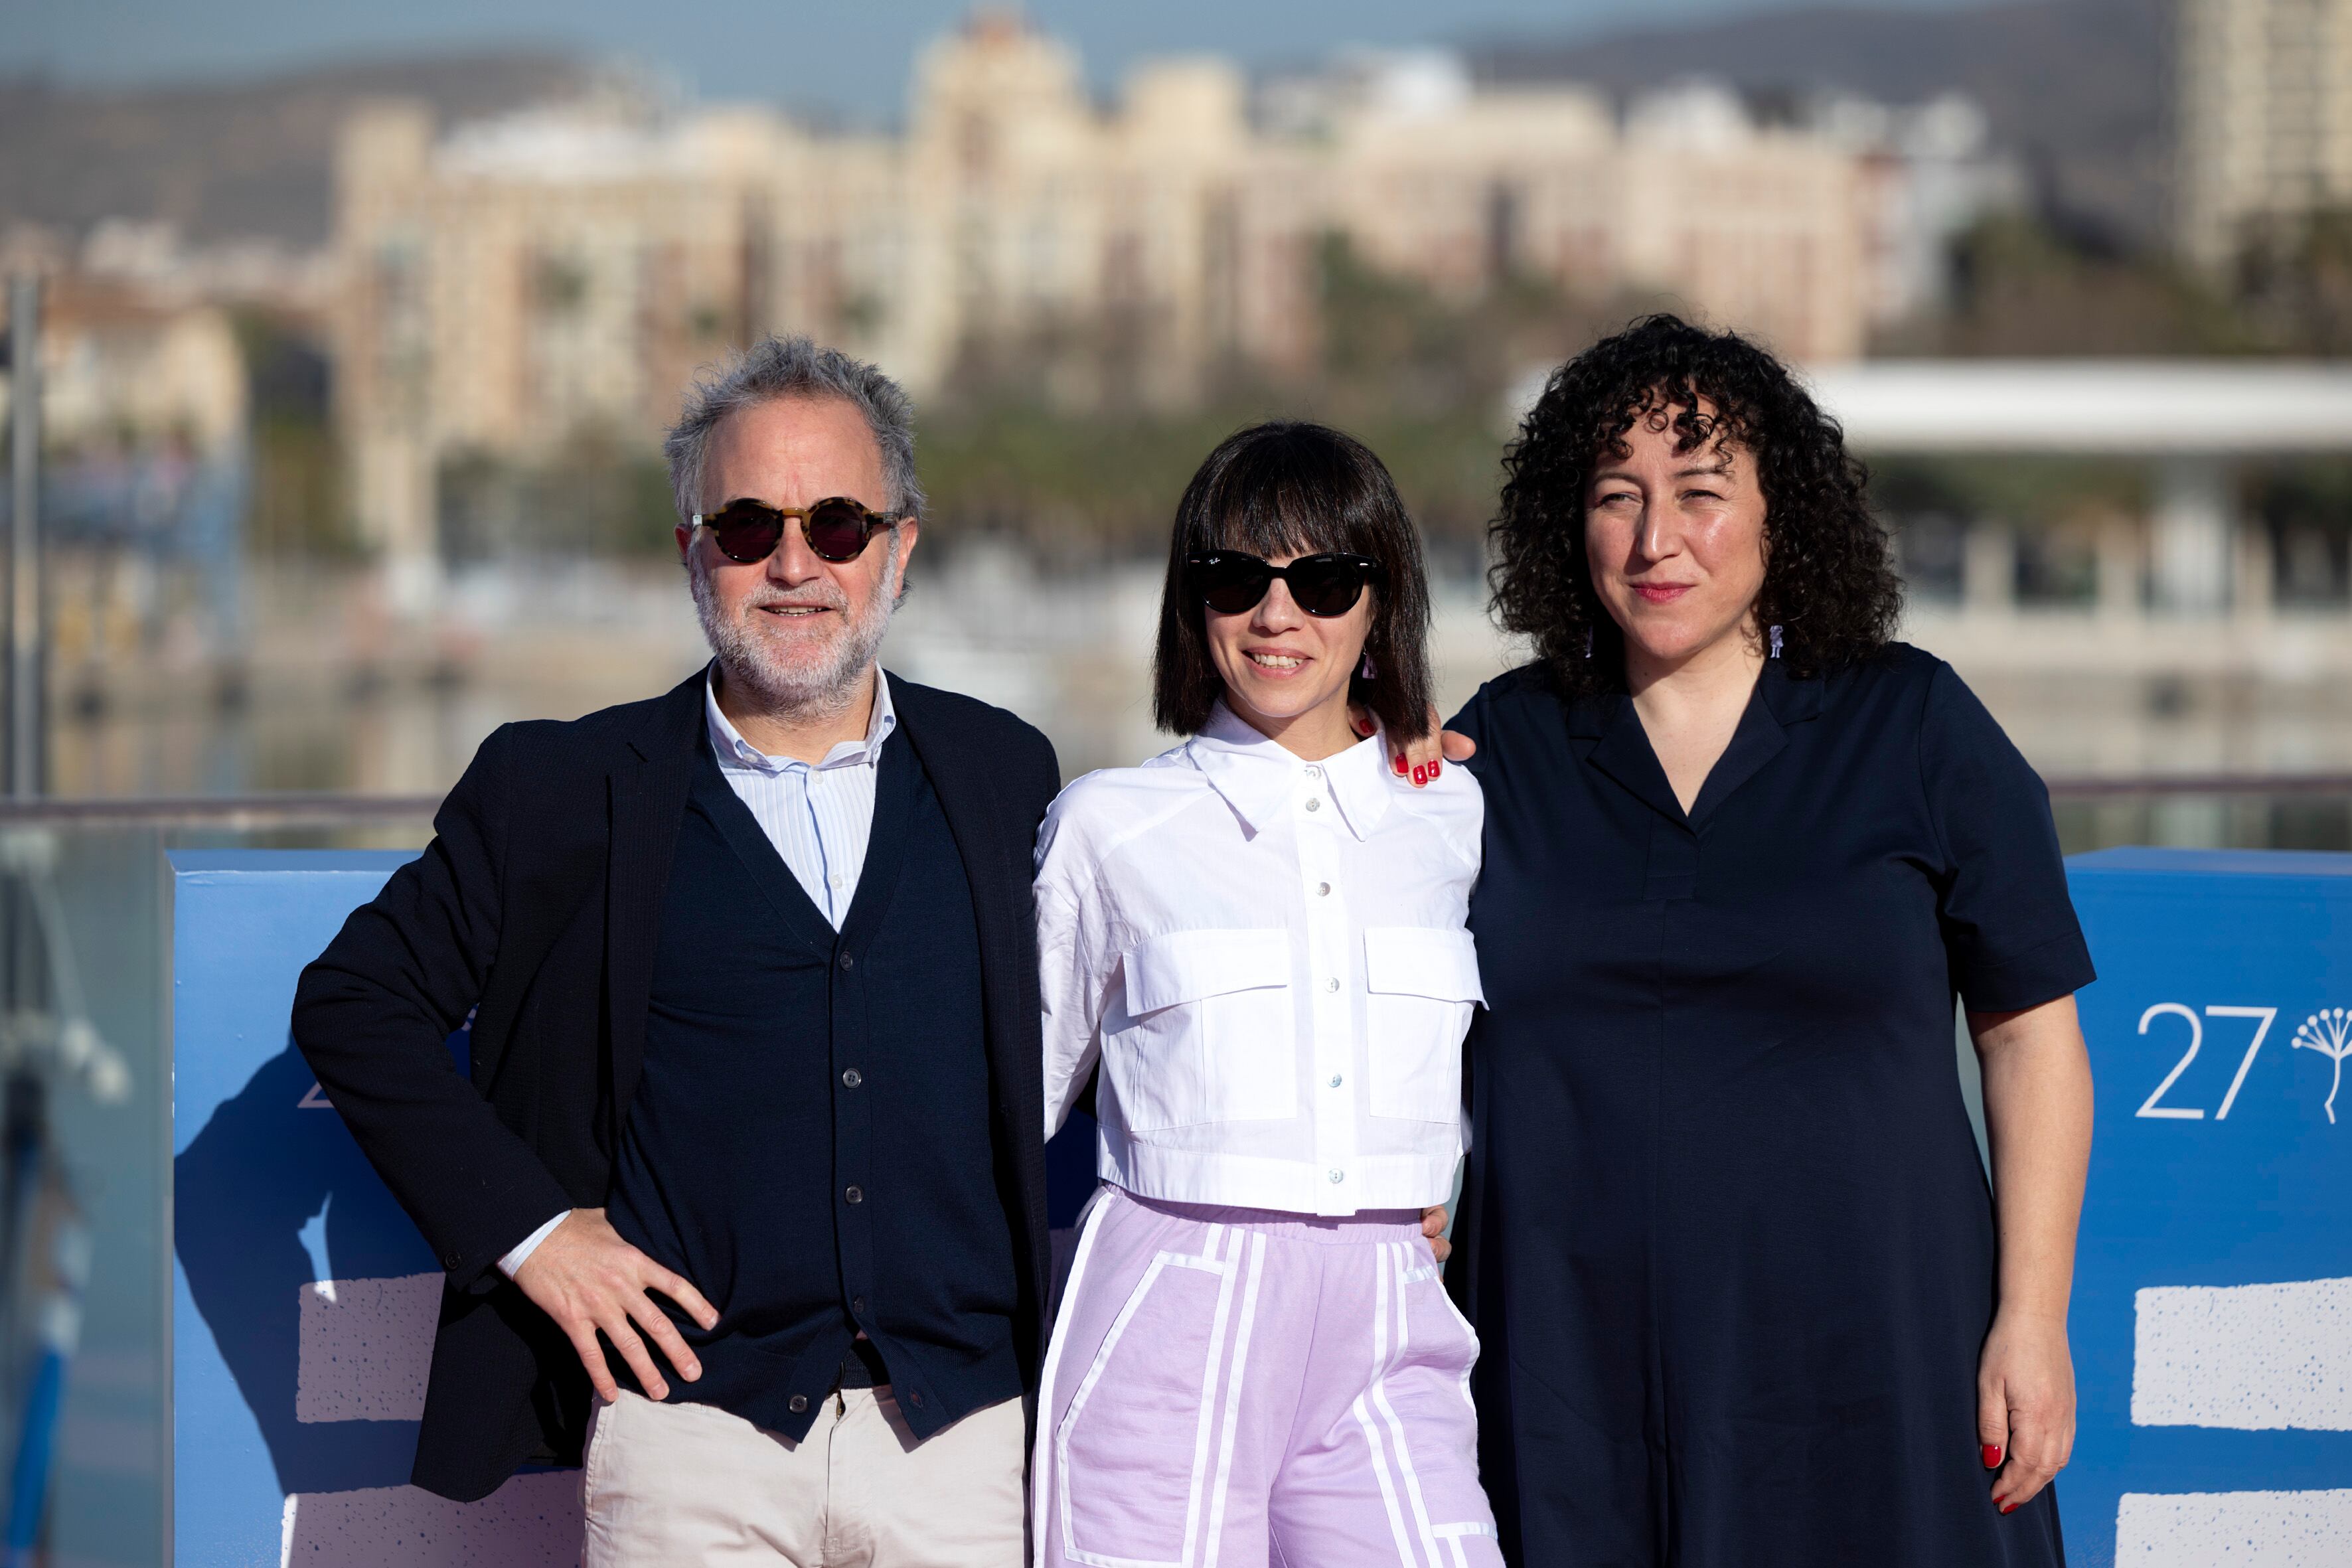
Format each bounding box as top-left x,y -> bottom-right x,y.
292,666 -> 1060,1502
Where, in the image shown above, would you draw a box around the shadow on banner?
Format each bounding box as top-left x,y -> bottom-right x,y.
170,850 -> 1105,1566
171,854 -> 577,1565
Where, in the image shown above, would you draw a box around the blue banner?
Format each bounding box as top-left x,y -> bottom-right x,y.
171,852 -> 582,1567
2063,848 -> 2352,1567
173,844 -> 2351,1564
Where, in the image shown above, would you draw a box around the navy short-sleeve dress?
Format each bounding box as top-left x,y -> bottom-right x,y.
1444,644 -> 2094,1568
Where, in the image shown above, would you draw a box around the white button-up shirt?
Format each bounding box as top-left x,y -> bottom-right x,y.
1035,700 -> 1484,1216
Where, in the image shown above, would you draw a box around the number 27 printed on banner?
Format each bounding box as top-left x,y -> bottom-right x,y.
2136,1002 -> 2352,1125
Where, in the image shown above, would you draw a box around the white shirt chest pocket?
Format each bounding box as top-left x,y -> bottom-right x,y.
1107,928 -> 1299,1132
1364,927 -> 1484,1122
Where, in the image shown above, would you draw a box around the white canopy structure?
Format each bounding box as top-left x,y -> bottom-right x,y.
1799,360 -> 2352,613
1804,361 -> 2352,457
1500,358 -> 2352,617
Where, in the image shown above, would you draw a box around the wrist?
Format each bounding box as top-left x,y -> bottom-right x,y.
498,1208 -> 574,1279
1991,1301 -> 2070,1333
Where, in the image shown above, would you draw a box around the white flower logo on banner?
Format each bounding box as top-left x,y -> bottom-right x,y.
2292,1008 -> 2352,1125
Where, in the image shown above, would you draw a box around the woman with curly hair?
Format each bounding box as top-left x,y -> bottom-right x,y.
1437,315 -> 2094,1566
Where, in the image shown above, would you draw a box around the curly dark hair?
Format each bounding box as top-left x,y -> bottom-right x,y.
1489,314 -> 1903,695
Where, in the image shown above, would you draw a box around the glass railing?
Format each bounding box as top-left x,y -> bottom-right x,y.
2048,773 -> 2352,855
1,775 -> 2344,1567
0,798 -> 435,1568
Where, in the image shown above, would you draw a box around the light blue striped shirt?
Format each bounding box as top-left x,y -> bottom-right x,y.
704,668 -> 898,929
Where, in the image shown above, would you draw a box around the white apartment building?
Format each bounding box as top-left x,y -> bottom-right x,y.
2179,0 -> 2352,269
334,13 -> 1881,578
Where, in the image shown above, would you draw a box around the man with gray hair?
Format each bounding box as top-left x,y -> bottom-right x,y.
295,336 -> 1060,1564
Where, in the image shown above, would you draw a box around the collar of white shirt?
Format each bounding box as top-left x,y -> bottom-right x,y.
1185,699 -> 1392,841
703,666 -> 897,774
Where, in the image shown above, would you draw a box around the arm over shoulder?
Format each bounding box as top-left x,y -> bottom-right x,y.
291,724 -> 573,1291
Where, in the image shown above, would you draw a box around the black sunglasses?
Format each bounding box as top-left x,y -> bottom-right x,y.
1185,550 -> 1387,618
692,497 -> 898,565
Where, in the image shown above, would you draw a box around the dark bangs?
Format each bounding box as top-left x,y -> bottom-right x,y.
1152,421 -> 1435,740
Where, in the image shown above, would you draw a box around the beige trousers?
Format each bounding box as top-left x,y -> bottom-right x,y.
581,1386 -> 1026,1567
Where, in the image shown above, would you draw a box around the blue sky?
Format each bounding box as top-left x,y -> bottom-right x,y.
3,0 -> 1990,114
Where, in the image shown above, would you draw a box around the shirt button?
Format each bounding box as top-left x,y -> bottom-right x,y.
1316,882 -> 1331,897
842,1067 -> 862,1088
1328,1168 -> 1345,1184
839,953 -> 855,970
1304,797 -> 1322,812
1328,1073 -> 1343,1088
844,1185 -> 864,1204
789,1394 -> 809,1413
1306,765 -> 1322,779
1324,977 -> 1340,992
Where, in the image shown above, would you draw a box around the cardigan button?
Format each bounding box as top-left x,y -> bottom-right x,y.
839,953 -> 856,970
842,1068 -> 863,1089
789,1394 -> 809,1414
844,1186 -> 864,1205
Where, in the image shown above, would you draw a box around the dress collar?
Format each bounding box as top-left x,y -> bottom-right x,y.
704,666 -> 897,774
1571,659 -> 1824,828
1561,656 -> 1824,739
1186,700 -> 1391,841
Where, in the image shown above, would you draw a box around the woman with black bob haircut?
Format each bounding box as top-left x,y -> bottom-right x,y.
1151,419 -> 1437,757
1031,422 -> 1501,1565
1438,317 -> 2096,1567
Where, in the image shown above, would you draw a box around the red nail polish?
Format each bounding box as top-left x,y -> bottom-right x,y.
1393,754 -> 1408,776
2001,1503 -> 2017,1516
1429,757 -> 1442,776
1413,763 -> 1428,785
1982,1445 -> 2002,1470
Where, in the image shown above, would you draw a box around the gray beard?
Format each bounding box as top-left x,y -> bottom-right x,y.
689,546 -> 901,727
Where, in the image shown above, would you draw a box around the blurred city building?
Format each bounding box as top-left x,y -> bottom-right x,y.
0,0 -> 2341,815
0,275 -> 246,457
0,253 -> 253,717
1810,92 -> 2027,327
2177,0 -> 2352,270
333,11 -> 1904,584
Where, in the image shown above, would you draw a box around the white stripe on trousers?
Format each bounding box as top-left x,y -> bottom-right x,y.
1351,1244 -> 1418,1565
1044,1214 -> 1268,1568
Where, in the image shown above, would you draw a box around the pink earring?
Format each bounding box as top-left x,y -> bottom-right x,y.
1359,652 -> 1377,679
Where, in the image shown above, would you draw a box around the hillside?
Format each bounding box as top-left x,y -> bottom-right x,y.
1469,0 -> 2169,249
0,52 -> 589,247
0,1 -> 2169,254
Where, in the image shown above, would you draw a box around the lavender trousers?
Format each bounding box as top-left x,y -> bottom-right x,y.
1033,1186 -> 1503,1568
